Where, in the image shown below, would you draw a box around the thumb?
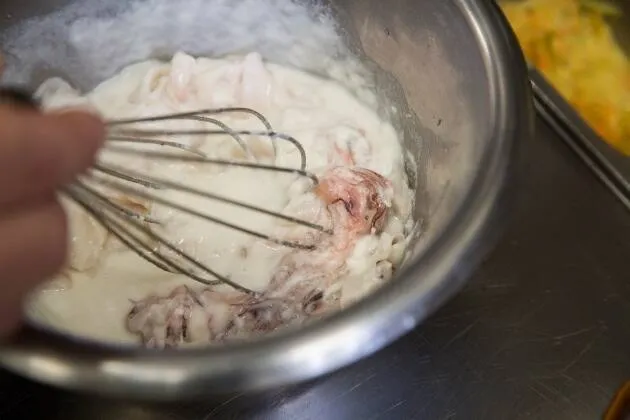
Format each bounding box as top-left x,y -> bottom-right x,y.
0,106 -> 106,205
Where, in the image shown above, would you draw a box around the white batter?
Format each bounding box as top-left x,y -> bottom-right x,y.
27,52 -> 414,346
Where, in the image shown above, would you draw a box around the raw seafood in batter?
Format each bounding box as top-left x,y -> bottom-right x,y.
29,51 -> 414,345
126,166 -> 393,347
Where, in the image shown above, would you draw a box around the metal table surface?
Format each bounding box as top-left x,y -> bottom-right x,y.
1,115 -> 630,419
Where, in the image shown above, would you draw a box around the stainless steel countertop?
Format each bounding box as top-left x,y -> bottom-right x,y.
0,114 -> 629,419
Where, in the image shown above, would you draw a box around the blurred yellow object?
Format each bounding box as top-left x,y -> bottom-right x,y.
604,381 -> 630,420
502,0 -> 630,155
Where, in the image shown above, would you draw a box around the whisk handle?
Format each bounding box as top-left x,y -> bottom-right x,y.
0,87 -> 39,110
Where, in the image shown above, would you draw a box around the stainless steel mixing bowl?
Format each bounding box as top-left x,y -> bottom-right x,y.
0,0 -> 532,399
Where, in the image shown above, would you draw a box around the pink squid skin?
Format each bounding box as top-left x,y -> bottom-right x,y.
267,166 -> 393,299
314,166 -> 391,241
125,167 -> 394,348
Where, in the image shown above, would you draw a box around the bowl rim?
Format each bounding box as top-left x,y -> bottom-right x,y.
0,0 -> 533,399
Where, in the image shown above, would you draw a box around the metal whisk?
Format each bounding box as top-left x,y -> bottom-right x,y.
0,88 -> 330,295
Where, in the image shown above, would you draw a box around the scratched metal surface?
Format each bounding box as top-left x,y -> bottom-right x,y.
1,115 -> 630,418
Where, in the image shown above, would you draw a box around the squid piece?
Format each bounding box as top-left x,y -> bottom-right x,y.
237,52 -> 273,108
315,166 -> 393,240
165,51 -> 273,108
34,77 -> 92,110
268,166 -> 393,296
126,285 -> 198,348
167,52 -> 197,103
126,285 -> 299,347
63,198 -> 109,272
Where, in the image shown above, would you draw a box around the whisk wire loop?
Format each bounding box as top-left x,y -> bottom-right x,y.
72,107 -> 328,292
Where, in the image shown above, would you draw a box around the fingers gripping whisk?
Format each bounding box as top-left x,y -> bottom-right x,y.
63,107 -> 330,295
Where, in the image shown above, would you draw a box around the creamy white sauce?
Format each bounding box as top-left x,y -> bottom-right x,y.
27,52 -> 414,344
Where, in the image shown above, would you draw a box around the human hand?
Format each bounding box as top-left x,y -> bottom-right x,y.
0,103 -> 105,336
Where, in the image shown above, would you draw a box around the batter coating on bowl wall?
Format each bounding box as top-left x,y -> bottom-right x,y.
29,52 -> 415,347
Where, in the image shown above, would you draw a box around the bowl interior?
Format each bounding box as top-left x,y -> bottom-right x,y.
0,0 -> 500,391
